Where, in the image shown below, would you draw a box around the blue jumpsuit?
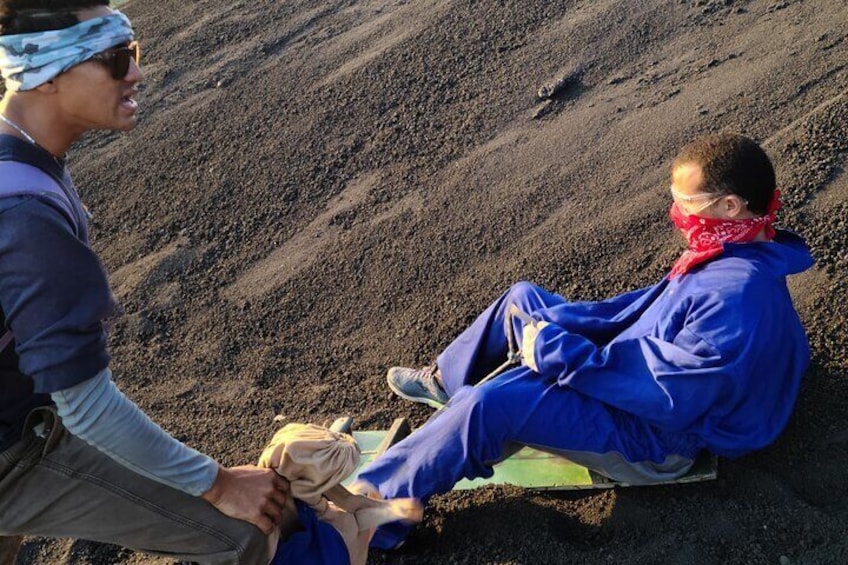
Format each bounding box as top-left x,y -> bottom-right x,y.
359,230 -> 813,548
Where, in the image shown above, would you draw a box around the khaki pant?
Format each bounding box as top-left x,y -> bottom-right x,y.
0,407 -> 271,564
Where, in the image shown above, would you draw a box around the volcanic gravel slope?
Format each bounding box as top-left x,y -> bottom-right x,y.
13,0 -> 848,563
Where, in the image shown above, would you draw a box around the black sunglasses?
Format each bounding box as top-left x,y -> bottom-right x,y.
88,40 -> 140,80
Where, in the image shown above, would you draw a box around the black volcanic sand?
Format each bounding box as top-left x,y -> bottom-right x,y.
13,0 -> 848,563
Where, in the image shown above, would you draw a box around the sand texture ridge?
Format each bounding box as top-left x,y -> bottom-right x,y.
13,0 -> 848,563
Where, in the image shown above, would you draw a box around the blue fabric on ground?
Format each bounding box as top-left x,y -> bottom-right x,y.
272,500 -> 350,565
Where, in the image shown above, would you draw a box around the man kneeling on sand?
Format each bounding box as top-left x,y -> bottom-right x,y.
0,2 -> 418,564
354,132 -> 814,549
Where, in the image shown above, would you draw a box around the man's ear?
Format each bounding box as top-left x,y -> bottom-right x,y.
722,195 -> 748,219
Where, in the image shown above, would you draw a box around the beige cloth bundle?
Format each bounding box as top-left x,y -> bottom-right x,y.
258,423 -> 422,565
258,423 -> 360,507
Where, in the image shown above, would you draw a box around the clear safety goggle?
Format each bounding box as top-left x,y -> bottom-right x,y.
670,187 -> 729,214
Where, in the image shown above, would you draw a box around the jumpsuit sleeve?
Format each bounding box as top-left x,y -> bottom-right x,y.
531,292 -> 762,432
533,282 -> 667,345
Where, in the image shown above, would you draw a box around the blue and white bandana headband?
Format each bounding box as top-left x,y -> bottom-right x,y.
0,11 -> 134,92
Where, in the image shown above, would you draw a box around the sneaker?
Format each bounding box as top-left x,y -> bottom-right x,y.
386,365 -> 449,408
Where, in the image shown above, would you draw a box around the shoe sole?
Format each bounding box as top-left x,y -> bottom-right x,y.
386,373 -> 445,410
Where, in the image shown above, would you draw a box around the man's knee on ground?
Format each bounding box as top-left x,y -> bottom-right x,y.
235,524 -> 273,565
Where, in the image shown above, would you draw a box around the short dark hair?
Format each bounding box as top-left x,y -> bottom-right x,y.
0,0 -> 108,36
672,132 -> 775,215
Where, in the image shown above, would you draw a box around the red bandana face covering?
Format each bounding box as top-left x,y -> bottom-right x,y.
668,190 -> 781,278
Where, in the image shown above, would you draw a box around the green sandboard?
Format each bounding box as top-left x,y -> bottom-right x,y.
342,423 -> 717,491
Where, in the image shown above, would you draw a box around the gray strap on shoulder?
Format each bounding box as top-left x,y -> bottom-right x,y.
0,161 -> 77,225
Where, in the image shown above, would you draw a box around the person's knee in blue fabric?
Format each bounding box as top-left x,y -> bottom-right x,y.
506,281 -> 540,304
505,281 -> 553,315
